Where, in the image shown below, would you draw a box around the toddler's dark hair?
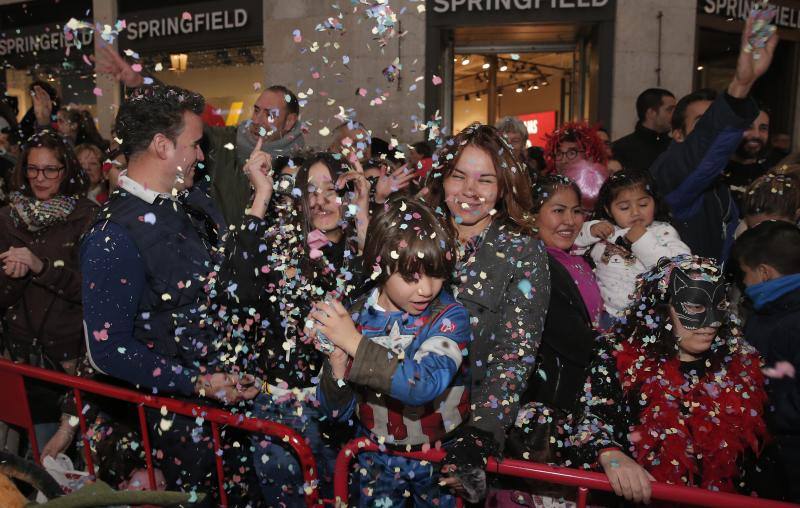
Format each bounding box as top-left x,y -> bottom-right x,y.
363,196 -> 458,286
732,220 -> 800,275
593,169 -> 669,223
742,173 -> 800,220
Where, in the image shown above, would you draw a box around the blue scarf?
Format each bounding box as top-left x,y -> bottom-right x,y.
745,273 -> 800,310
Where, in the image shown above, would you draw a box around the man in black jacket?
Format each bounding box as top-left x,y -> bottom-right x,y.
612,88 -> 675,172
649,16 -> 777,263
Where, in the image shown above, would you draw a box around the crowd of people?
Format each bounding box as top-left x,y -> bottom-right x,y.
0,11 -> 799,508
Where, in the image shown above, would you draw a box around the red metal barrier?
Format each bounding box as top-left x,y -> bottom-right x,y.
334,437 -> 798,508
0,359 -> 320,507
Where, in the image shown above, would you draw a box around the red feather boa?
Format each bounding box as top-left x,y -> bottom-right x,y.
614,340 -> 768,492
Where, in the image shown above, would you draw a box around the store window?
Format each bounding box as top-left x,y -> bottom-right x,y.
425,2 -> 615,136
453,51 -> 572,143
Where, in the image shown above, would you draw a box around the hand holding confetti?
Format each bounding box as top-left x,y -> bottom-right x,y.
327,346 -> 350,380
308,299 -> 362,356
730,5 -> 779,98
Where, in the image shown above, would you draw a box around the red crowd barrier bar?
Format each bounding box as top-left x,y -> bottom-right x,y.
0,359 -> 320,507
334,437 -> 798,508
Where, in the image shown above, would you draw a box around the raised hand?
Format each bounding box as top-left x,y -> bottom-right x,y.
31,85 -> 53,127
729,12 -> 778,98
243,137 -> 274,219
374,164 -> 416,204
338,155 -> 371,251
95,45 -> 145,88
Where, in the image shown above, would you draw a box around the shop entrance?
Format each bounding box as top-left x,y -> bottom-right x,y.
441,22 -> 603,144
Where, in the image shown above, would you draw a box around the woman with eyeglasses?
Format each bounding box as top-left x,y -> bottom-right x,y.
0,130 -> 97,450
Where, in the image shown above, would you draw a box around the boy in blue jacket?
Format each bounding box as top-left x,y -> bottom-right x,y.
733,220 -> 800,502
309,197 -> 471,507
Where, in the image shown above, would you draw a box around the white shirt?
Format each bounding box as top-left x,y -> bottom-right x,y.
576,220 -> 691,316
118,174 -> 175,204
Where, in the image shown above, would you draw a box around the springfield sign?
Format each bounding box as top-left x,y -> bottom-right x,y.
0,0 -> 261,63
700,0 -> 800,29
432,0 -> 610,13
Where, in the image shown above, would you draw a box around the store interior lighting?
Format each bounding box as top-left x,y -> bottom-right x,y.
169,53 -> 188,72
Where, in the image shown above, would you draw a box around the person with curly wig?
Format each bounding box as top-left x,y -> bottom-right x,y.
543,122 -> 609,210
568,255 -> 769,503
543,122 -> 608,175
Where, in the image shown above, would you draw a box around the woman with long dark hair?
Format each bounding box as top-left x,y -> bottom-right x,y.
224,147 -> 369,506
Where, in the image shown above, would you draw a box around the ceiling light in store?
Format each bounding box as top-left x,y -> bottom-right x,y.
533,84 -> 540,90
465,94 -> 470,101
499,65 -> 508,72
696,65 -> 704,71
515,86 -> 523,93
476,92 -> 482,101
461,58 -> 471,65
170,53 -> 188,72
482,63 -> 490,69
541,80 -> 548,86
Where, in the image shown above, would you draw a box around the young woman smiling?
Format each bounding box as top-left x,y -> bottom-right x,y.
421,123 -> 550,502
0,130 -> 96,451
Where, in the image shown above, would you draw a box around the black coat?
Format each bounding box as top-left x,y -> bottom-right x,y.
612,123 -> 671,172
745,288 -> 800,500
522,254 -> 596,415
455,220 -> 550,449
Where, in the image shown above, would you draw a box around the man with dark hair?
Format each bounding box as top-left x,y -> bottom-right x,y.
733,220 -> 800,501
612,88 -> 675,172
724,109 -> 770,209
96,47 -> 305,224
80,85 -> 261,506
649,16 -> 778,262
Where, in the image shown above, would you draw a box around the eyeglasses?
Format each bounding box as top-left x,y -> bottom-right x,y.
25,165 -> 64,179
554,148 -> 584,162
